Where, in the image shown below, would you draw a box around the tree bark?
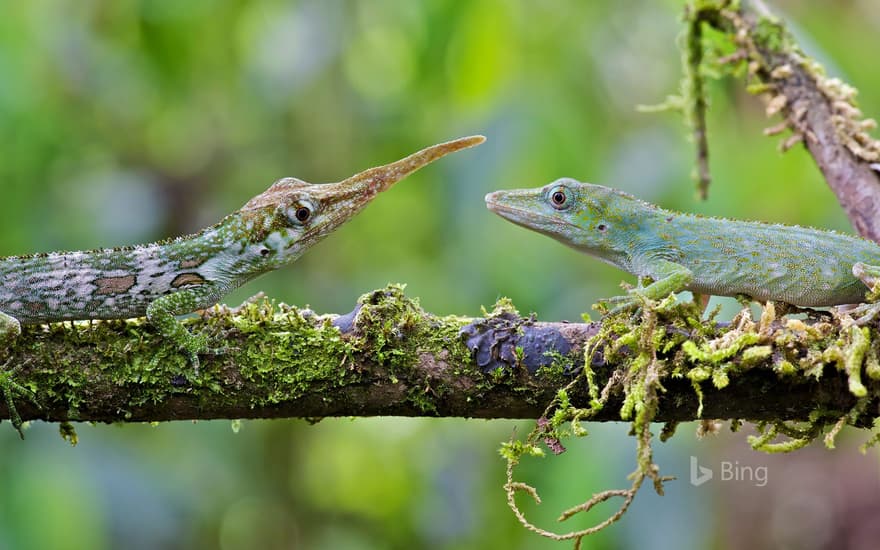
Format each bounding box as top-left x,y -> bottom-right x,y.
702,0 -> 880,240
0,286 -> 869,426
4,1 -> 880,430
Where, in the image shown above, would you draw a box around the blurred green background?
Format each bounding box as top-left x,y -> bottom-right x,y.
1,1 -> 880,548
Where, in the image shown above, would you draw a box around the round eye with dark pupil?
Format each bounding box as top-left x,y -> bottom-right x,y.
294,206 -> 311,222
551,191 -> 567,207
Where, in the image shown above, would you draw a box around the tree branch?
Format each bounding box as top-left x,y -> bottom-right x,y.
698,0 -> 880,240
5,2 -> 880,433
1,285 -> 871,427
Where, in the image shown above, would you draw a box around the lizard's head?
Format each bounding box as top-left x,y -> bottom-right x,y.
231,135 -> 485,268
485,178 -> 650,254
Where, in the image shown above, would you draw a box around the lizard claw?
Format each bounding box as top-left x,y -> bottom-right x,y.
854,262 -> 880,304
596,291 -> 646,316
181,335 -> 234,378
180,333 -> 211,376
843,262 -> 880,325
187,352 -> 201,377
0,359 -> 37,439
845,302 -> 880,326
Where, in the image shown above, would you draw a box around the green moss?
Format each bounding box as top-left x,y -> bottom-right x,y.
499,438 -> 544,463
866,343 -> 880,380
505,279 -> 880,545
682,332 -> 761,363
235,303 -> 355,406
741,345 -> 772,366
407,384 -> 439,415
775,360 -> 797,376
227,285 -> 474,413
752,15 -> 789,53
4,284 -> 490,431
821,326 -> 871,398
488,367 -> 506,384
481,296 -> 519,318
535,350 -> 574,385
59,421 -> 78,446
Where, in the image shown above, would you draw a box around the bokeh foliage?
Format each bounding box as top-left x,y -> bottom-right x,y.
1,1 -> 879,548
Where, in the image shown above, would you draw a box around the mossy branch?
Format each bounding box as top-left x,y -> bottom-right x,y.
685,0 -> 880,239
0,284 -> 875,428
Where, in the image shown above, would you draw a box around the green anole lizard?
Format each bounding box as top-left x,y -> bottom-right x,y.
485,178 -> 880,318
0,135 -> 484,435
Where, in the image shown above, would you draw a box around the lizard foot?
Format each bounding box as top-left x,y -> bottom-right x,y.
596,290 -> 651,316
846,262 -> 880,325
0,359 -> 37,439
179,332 -> 233,378
844,302 -> 880,326
854,262 -> 880,303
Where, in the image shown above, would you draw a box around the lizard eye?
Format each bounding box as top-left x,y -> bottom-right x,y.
288,201 -> 315,225
548,186 -> 570,210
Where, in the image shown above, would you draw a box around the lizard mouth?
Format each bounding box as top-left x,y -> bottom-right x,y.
485,195 -> 579,231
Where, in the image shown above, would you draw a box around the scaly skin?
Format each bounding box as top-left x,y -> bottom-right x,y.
485,178 -> 880,314
0,135 -> 484,436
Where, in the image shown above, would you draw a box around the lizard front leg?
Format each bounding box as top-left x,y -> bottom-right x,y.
602,259 -> 694,314
146,284 -> 223,374
0,310 -> 34,438
848,262 -> 880,324
0,311 -> 21,348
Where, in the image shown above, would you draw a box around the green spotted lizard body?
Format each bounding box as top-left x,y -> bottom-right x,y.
0,135 -> 483,433
485,178 -> 880,313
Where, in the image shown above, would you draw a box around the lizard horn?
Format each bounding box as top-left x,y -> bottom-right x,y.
334,135 -> 486,195
240,135 -> 485,212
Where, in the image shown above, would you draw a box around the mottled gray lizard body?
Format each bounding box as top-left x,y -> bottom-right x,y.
0,135 -> 484,366
485,178 -> 880,310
